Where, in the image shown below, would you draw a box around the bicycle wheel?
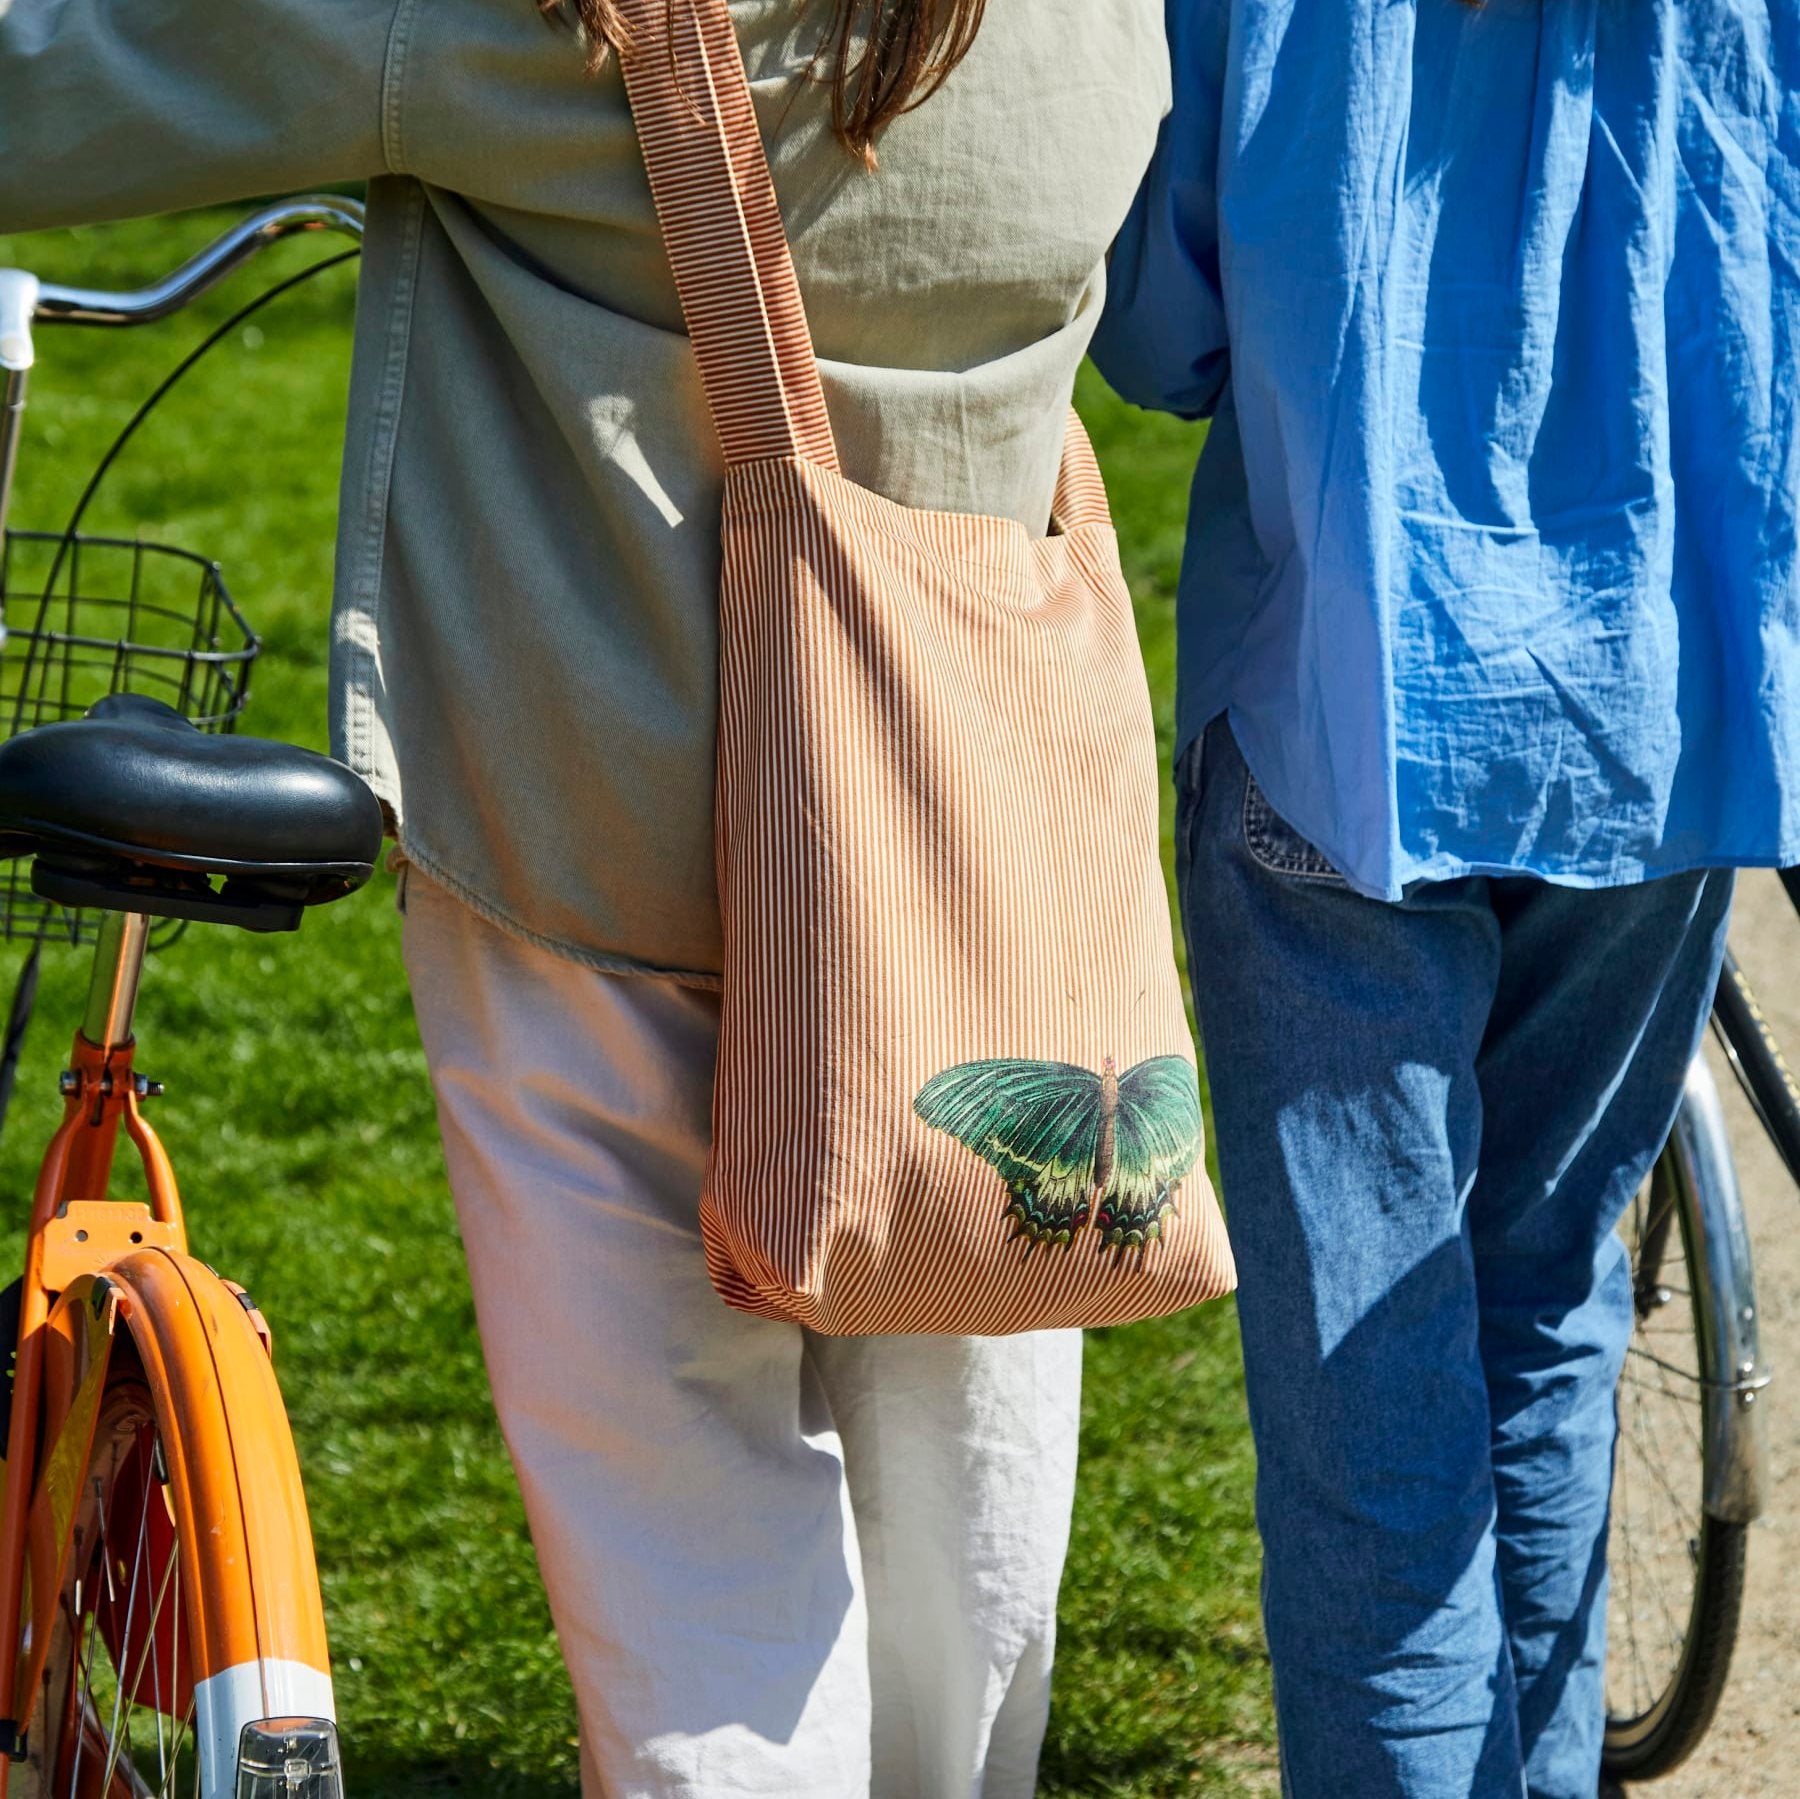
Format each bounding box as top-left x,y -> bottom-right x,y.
1603,1147 -> 1749,1780
14,1253 -> 338,1799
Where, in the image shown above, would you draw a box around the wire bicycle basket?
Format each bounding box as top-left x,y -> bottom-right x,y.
0,528 -> 258,946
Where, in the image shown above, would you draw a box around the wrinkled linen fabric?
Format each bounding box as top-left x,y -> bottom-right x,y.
0,0 -> 1169,983
400,867 -> 1081,1797
1093,0 -> 1800,901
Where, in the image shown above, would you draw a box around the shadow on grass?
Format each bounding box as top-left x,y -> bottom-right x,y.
1041,1734 -> 1281,1798
1039,1738 -> 1190,1787
342,1754 -> 580,1798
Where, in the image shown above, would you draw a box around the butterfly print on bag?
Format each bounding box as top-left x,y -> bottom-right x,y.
913,1055 -> 1203,1268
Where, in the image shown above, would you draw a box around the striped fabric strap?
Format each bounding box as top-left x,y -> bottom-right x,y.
1050,412 -> 1112,533
616,0 -> 841,472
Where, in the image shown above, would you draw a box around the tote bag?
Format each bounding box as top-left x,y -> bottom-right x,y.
617,0 -> 1236,1334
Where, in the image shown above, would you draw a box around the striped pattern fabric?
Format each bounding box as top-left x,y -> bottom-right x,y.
619,0 -> 837,470
618,0 -> 1235,1333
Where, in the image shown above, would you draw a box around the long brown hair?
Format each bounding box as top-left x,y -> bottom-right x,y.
539,0 -> 988,166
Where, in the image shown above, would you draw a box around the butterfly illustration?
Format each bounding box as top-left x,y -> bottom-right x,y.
913,1055 -> 1202,1268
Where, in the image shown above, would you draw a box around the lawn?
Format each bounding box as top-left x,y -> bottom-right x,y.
0,208 -> 1273,1795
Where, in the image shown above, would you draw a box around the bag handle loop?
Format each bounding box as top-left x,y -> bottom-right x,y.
616,0 -> 841,473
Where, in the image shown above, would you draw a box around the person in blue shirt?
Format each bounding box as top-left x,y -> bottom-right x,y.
1090,1 -> 1798,1794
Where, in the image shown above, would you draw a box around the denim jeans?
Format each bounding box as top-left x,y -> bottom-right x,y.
1177,717 -> 1734,1799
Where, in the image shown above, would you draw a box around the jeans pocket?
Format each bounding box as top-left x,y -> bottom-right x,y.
1241,773 -> 1345,884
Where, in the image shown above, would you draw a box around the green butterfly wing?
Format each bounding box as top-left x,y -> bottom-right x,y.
1092,1056 -> 1204,1266
913,1059 -> 1104,1257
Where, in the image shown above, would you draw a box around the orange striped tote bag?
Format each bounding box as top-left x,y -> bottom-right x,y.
617,0 -> 1236,1334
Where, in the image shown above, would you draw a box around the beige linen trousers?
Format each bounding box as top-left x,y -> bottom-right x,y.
401,868 -> 1083,1797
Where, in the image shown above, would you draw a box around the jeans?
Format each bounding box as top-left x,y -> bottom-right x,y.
1178,717 -> 1734,1799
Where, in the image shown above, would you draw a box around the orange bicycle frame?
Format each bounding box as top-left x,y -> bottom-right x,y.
0,910 -> 184,1772
0,908 -> 333,1792
0,1058 -> 186,1764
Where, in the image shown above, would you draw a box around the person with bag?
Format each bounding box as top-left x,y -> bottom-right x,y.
1091,1 -> 1798,1795
0,0 -> 1239,1789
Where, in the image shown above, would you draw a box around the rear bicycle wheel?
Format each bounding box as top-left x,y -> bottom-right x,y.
1603,1143 -> 1750,1780
26,1375 -> 196,1797
13,1253 -> 338,1799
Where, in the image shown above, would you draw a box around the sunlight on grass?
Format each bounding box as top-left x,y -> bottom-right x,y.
0,210 -> 1271,1796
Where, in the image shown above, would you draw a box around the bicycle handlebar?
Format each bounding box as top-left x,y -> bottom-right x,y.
30,195 -> 365,329
0,194 -> 366,541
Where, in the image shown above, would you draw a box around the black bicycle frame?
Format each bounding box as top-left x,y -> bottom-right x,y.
1709,869 -> 1800,1191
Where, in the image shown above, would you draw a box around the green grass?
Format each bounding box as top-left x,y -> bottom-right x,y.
0,210 -> 1272,1795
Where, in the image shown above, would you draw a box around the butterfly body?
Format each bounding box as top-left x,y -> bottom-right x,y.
1091,1056 -> 1120,1199
913,1052 -> 1202,1268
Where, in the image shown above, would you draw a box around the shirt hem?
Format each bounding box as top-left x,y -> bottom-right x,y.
1387,847 -> 1796,902
1184,709 -> 1798,903
394,838 -> 725,992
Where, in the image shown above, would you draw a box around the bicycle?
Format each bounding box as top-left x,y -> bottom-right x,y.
1604,870 -> 1800,1782
0,199 -> 381,1797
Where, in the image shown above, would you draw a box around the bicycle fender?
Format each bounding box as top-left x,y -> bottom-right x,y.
1671,1057 -> 1768,1525
99,1248 -> 334,1779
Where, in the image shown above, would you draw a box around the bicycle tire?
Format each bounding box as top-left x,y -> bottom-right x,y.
13,1252 -> 334,1798
1603,1140 -> 1751,1783
1603,1512 -> 1748,1781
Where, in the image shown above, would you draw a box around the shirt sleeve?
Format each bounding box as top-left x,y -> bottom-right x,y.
1089,0 -> 1231,420
0,0 -> 403,233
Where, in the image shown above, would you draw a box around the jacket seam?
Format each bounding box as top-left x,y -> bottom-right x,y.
343,181 -> 426,797
380,0 -> 423,174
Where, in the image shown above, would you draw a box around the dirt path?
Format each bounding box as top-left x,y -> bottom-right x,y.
1626,870 -> 1800,1797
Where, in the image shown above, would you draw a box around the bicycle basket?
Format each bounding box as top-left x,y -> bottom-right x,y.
0,529 -> 259,946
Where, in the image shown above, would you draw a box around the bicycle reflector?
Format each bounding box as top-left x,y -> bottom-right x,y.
236,1717 -> 344,1798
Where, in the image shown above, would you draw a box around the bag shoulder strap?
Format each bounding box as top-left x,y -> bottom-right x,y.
616,0 -> 841,472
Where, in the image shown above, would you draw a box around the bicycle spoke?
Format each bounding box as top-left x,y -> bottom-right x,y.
1606,1182 -> 1716,1737
116,1536 -> 181,1790
98,1440 -> 159,1793
1624,1345 -> 1706,1387
1615,1452 -> 1657,1713
1620,1366 -> 1705,1450
1619,1416 -> 1682,1654
155,1554 -> 197,1799
1624,1351 -> 1696,1644
155,1692 -> 197,1799
156,1551 -> 194,1799
58,1419 -> 196,1799
1628,1384 -> 1699,1535
149,1506 -> 166,1776
66,1473 -> 113,1799
1616,1400 -> 1689,1701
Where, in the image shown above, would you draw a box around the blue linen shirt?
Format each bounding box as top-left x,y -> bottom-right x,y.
1091,0 -> 1800,900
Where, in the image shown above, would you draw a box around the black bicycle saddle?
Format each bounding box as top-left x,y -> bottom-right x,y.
0,694 -> 385,932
